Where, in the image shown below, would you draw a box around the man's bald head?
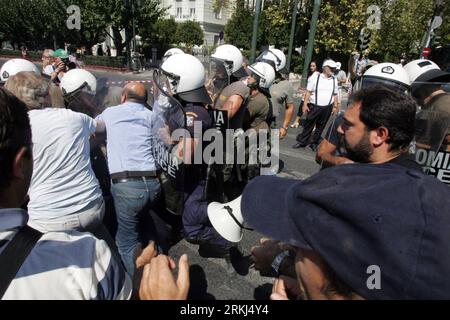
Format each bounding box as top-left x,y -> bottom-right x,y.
122,82 -> 148,104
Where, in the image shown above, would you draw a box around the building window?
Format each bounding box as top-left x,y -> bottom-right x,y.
215,8 -> 222,19
176,7 -> 182,18
190,8 -> 195,18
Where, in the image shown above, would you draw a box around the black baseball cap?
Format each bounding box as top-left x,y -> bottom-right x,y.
241,163 -> 450,299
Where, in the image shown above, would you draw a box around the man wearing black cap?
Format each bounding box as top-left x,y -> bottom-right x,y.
243,86 -> 450,299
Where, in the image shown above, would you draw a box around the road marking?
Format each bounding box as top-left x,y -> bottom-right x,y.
277,170 -> 312,180
279,148 -> 316,162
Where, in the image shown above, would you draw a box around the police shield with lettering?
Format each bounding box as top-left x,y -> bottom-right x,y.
152,69 -> 187,214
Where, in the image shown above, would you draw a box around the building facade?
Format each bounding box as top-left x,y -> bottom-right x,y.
160,0 -> 233,46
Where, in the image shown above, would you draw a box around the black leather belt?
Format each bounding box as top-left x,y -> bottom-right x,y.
112,177 -> 156,184
110,171 -> 157,184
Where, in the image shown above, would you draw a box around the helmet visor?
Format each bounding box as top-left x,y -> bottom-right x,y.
256,50 -> 280,70
361,77 -> 410,94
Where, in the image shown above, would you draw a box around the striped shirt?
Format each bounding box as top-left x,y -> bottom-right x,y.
0,208 -> 132,300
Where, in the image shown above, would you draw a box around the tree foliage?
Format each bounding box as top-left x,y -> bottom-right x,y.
224,0 -> 443,70
0,0 -> 110,50
175,20 -> 204,52
0,0 -> 166,55
224,0 -> 254,49
369,0 -> 434,60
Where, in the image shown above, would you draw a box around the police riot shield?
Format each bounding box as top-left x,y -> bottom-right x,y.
152,69 -> 188,214
206,57 -> 230,106
93,77 -> 125,115
413,108 -> 450,185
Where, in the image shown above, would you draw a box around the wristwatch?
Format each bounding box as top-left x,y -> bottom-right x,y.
271,250 -> 290,276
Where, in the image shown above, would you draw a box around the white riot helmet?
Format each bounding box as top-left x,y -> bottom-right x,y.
257,48 -> 287,72
160,53 -> 212,104
162,48 -> 184,62
211,44 -> 248,78
361,62 -> 411,93
0,59 -> 40,83
404,59 -> 450,98
60,69 -> 97,97
248,62 -> 276,94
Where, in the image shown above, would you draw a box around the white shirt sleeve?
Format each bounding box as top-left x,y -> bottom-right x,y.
334,78 -> 339,95
43,65 -> 54,76
81,113 -> 97,135
306,73 -> 318,92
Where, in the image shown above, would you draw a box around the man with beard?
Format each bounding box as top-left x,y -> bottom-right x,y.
336,87 -> 419,169
249,85 -> 421,280
316,62 -> 413,169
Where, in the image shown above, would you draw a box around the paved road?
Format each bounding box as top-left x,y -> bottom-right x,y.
1,59 -> 323,299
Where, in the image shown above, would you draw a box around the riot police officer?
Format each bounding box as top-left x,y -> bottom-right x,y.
210,44 -> 249,128
152,53 -> 234,257
0,58 -> 40,85
242,61 -> 276,179
404,59 -> 450,185
256,48 -> 295,139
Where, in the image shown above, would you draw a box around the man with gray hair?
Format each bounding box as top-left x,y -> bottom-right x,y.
4,72 -> 114,249
41,49 -> 55,77
293,60 -> 339,152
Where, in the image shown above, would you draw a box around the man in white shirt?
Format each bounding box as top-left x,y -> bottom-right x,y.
41,49 -> 55,76
4,72 -> 112,246
293,60 -> 339,151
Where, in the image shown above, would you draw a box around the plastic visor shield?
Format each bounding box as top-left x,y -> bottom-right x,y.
206,57 -> 230,105
63,81 -> 98,117
256,50 -> 280,71
413,108 -> 450,185
151,69 -> 187,181
63,76 -> 148,117
360,77 -> 410,95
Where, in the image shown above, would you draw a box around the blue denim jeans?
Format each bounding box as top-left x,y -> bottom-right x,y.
111,177 -> 160,278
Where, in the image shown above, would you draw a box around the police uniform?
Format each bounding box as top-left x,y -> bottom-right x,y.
214,80 -> 249,129
180,104 -> 231,248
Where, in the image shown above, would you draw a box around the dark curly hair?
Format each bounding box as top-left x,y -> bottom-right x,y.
0,88 -> 32,189
350,85 -> 418,152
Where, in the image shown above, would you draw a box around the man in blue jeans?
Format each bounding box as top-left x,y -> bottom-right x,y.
96,83 -> 160,278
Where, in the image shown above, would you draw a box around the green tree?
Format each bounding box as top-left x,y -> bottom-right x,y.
213,0 -> 232,14
152,17 -> 178,45
0,0 -> 112,50
104,0 -> 166,56
370,0 -> 434,61
175,20 -> 204,52
432,1 -> 449,48
258,0 -> 291,49
224,0 -> 254,50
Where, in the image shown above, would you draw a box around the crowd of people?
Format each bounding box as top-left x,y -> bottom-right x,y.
0,40 -> 449,300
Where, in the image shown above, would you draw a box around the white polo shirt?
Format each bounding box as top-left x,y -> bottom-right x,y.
27,108 -> 102,221
307,73 -> 338,107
